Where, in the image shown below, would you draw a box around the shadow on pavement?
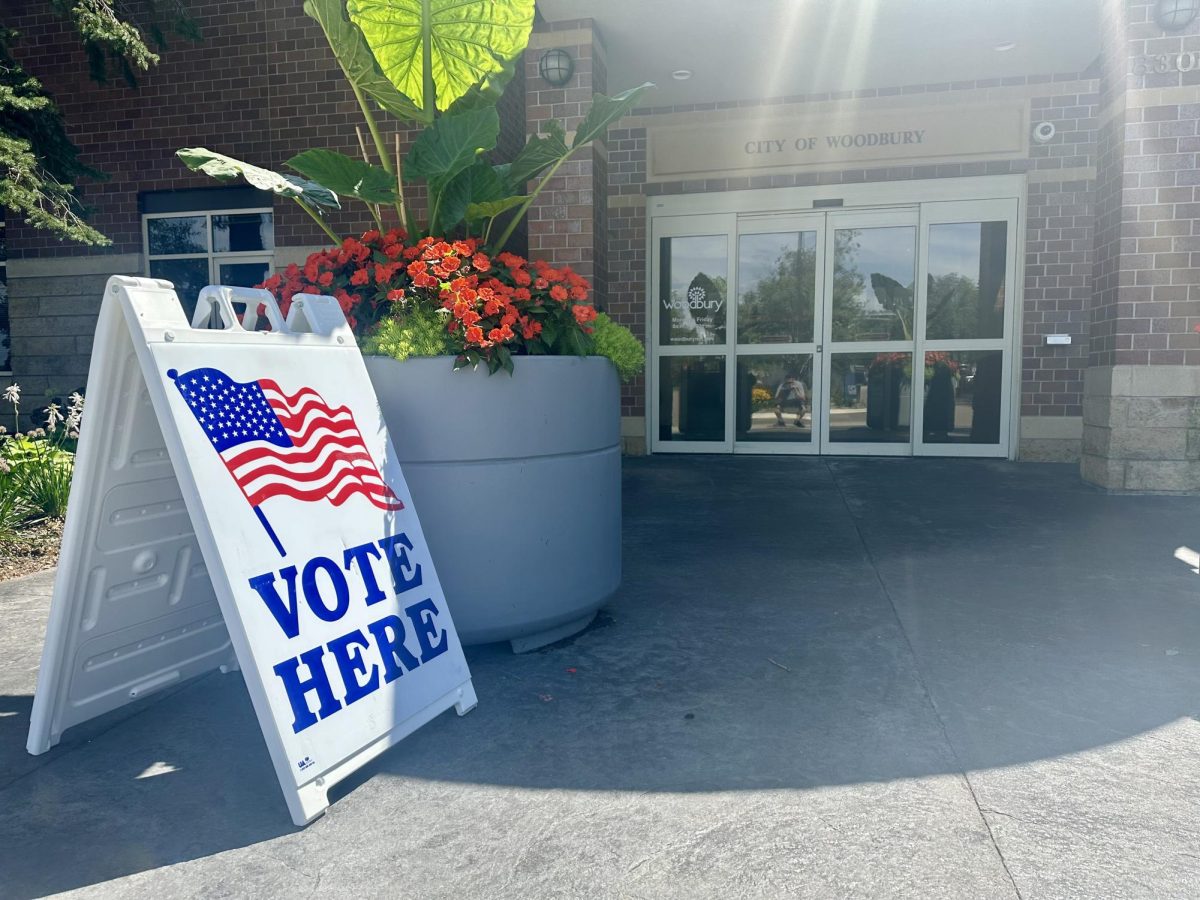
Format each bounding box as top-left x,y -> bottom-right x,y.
2,457 -> 1199,897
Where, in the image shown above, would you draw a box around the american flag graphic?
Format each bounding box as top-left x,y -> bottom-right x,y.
168,366 -> 402,554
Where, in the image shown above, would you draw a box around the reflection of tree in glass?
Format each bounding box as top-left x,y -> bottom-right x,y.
925,272 -> 1005,340
149,216 -> 206,254
830,229 -> 873,341
738,239 -> 816,343
737,232 -> 868,343
869,273 -> 913,339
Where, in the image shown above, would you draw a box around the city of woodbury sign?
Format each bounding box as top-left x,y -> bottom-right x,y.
647,102 -> 1028,181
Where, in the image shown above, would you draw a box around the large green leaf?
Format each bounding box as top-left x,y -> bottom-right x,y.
286,149 -> 396,203
465,194 -> 525,224
437,161 -> 506,231
446,52 -> 520,116
404,106 -> 499,187
347,0 -> 534,114
303,0 -> 428,123
572,83 -> 654,149
507,119 -> 569,189
177,148 -> 340,209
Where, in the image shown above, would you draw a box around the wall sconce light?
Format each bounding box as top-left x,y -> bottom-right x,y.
1156,0 -> 1200,31
538,48 -> 575,87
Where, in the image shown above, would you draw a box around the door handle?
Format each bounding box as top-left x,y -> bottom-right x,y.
816,344 -> 823,353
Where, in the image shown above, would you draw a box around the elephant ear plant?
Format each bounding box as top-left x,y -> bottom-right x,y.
176,0 -> 651,375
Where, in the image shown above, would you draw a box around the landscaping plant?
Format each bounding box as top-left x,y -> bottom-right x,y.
0,386 -> 83,532
176,0 -> 647,378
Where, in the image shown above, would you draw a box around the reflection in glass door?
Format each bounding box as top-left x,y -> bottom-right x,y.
734,220 -> 823,453
652,215 -> 734,451
649,194 -> 1019,458
822,211 -> 918,454
914,199 -> 1018,456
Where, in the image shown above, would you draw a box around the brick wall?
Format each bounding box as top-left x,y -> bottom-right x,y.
3,0 -> 536,410
1081,0 -> 1200,491
525,21 -> 606,296
604,74 -> 1100,423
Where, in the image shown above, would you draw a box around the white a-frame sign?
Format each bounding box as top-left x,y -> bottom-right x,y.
27,276 -> 476,825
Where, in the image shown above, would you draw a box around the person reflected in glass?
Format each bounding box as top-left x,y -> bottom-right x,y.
774,370 -> 808,428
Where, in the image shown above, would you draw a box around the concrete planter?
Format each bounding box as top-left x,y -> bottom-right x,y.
365,355 -> 622,651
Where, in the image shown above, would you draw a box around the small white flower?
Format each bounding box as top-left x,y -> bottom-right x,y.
66,392 -> 84,431
45,403 -> 62,431
2,384 -> 19,405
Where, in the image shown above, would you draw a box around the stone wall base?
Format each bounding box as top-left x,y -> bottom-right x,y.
1020,438 -> 1082,462
1019,416 -> 1082,462
621,415 -> 647,456
1081,365 -> 1200,491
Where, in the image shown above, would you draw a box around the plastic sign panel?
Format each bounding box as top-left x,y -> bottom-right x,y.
27,277 -> 476,825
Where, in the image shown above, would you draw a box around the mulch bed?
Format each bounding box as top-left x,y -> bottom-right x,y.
0,518 -> 63,580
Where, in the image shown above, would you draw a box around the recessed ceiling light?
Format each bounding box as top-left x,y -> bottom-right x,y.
671,69 -> 693,81
993,41 -> 1017,52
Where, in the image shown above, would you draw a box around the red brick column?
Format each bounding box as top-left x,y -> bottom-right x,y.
524,21 -> 607,304
1082,0 -> 1200,490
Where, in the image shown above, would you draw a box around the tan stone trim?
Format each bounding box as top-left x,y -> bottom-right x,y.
1095,85 -> 1197,129
621,80 -> 1095,132
1088,364 -> 1200,399
608,195 -> 646,209
1021,415 -> 1083,439
621,415 -> 645,437
644,100 -> 1030,183
1027,166 -> 1096,183
8,254 -> 142,278
528,29 -> 594,52
272,245 -> 331,268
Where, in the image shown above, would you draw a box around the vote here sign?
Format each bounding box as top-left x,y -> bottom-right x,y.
27,278 -> 475,826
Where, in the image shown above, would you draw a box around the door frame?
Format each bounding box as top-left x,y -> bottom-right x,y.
645,175 -> 1027,459
731,213 -> 827,455
819,206 -> 921,456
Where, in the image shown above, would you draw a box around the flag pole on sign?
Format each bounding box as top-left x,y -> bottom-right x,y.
253,507 -> 287,557
167,368 -> 288,557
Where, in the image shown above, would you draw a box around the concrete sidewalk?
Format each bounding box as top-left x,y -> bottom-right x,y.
2,457 -> 1200,898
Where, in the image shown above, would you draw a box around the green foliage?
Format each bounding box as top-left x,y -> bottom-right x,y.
346,0 -> 535,116
179,2 -> 653,252
178,148 -> 341,210
589,313 -> 645,383
286,149 -> 396,204
360,306 -> 455,361
303,0 -> 427,122
8,441 -> 74,519
0,471 -> 30,543
404,106 -> 501,229
0,2 -> 198,245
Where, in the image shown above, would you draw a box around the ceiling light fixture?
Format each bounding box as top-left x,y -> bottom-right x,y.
993,41 -> 1017,52
671,69 -> 693,81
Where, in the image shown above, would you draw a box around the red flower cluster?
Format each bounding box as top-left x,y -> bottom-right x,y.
257,229 -> 600,371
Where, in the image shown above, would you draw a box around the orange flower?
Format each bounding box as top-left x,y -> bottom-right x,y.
465,325 -> 484,344
573,304 -> 598,325
472,252 -> 491,272
550,284 -> 568,302
350,268 -> 370,286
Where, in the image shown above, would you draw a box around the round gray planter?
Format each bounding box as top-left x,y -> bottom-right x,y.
365,354 -> 622,651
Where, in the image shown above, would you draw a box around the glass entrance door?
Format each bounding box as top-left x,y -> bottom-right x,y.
648,195 -> 1019,458
821,209 -> 919,455
733,216 -> 824,453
